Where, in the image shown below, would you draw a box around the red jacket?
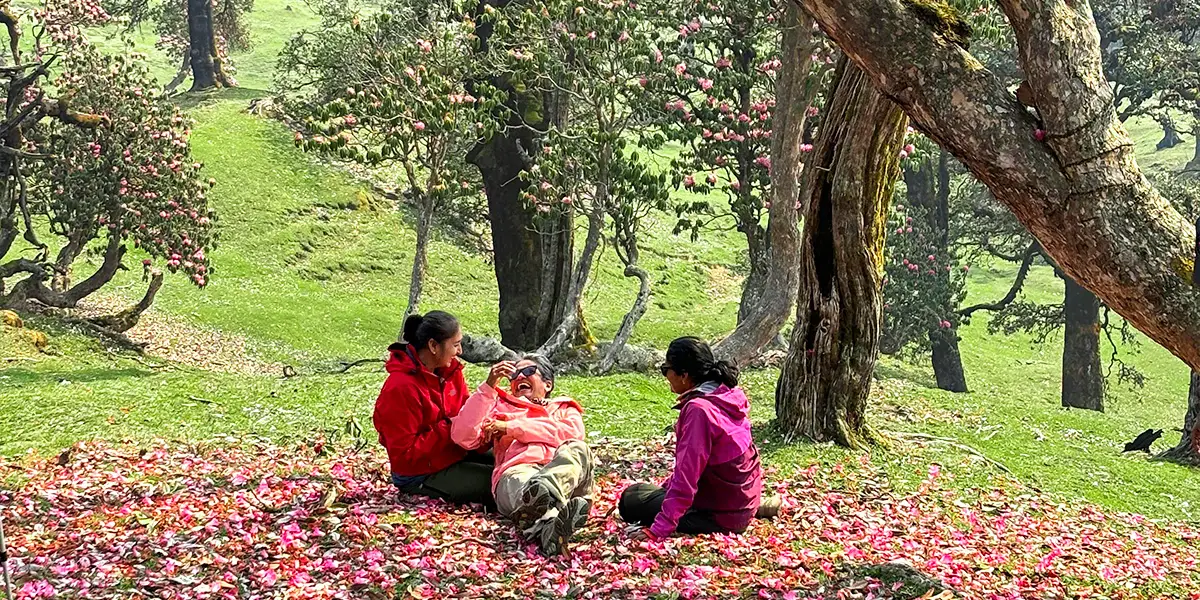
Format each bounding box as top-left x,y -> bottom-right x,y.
373,343 -> 469,476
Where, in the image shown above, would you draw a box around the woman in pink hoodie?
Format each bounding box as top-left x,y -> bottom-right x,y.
451,355 -> 593,556
619,337 -> 777,540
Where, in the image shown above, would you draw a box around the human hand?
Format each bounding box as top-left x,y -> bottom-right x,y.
486,361 -> 516,388
628,528 -> 651,542
483,419 -> 509,439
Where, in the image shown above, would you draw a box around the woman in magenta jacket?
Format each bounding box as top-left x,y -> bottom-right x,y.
619,337 -> 776,539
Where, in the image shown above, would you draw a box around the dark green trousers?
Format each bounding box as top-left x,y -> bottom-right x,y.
396,451 -> 496,510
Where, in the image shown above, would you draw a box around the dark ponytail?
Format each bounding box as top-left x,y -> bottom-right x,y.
402,311 -> 461,350
665,336 -> 739,388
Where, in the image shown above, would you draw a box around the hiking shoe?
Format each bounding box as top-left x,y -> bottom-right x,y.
755,495 -> 782,520
538,497 -> 591,558
512,478 -> 564,536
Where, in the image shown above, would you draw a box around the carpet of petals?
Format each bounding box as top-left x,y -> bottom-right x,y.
2,438 -> 1199,599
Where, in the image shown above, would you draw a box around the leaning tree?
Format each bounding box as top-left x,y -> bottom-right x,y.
791,0 -> 1200,373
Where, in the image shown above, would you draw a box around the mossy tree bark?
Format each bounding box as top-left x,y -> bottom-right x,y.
774,60 -> 907,449
795,0 -> 1200,372
187,0 -> 233,91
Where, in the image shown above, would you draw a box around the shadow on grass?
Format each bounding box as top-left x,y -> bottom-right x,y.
1,367 -> 153,386
873,360 -> 939,391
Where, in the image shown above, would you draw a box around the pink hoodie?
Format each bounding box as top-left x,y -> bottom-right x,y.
450,384 -> 585,493
651,382 -> 763,538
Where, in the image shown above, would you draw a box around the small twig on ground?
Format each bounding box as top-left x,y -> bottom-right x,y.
188,395 -> 217,405
336,358 -> 385,374
245,490 -> 286,514
884,430 -> 1013,474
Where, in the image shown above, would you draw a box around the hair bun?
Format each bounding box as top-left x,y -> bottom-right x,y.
402,314 -> 424,344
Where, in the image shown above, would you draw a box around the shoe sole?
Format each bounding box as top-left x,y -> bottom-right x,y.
512,479 -> 562,535
541,497 -> 590,558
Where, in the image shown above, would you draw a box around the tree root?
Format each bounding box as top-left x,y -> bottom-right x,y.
884,430 -> 1015,476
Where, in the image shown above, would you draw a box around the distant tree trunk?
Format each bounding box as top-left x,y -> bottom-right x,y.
1062,275 -> 1104,411
403,199 -> 434,323
775,60 -> 907,449
714,4 -> 815,365
187,0 -> 226,91
903,150 -> 968,392
1156,114 -> 1184,151
1160,371 -> 1200,465
1187,121 -> 1200,173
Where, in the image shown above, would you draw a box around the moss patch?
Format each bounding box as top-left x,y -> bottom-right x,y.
904,0 -> 972,49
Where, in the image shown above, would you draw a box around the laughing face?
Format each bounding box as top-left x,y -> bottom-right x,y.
510,359 -> 551,401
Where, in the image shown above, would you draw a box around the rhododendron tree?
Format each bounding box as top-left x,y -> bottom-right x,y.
283,0 -> 506,322
483,0 -> 671,365
882,140 -> 970,393
0,2 -> 216,322
639,0 -> 835,330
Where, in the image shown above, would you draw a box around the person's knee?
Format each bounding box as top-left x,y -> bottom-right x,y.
618,483 -> 652,522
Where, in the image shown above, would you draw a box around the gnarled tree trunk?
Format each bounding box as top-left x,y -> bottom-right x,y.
469,0 -> 573,351
1062,276 -> 1104,411
536,201 -> 604,360
774,60 -> 907,449
715,3 -> 815,365
794,0 -> 1200,372
188,0 -> 222,91
1187,121 -> 1200,173
600,257 -> 651,374
1160,218 -> 1200,464
1159,371 -> 1200,465
1156,113 -> 1184,151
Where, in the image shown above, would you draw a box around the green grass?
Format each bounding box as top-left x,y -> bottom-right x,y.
3,5 -> 1200,525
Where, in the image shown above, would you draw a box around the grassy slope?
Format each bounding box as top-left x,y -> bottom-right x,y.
4,2 -> 1200,521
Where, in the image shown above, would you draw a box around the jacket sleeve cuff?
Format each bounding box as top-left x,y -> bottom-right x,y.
649,519 -> 674,539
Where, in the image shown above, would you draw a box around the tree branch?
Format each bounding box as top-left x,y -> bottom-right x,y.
794,0 -> 1200,370
959,242 -> 1040,317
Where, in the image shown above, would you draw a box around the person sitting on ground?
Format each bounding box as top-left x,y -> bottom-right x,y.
451,355 -> 593,557
373,311 -> 495,508
619,336 -> 779,540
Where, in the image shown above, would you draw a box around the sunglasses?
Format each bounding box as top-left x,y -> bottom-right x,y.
510,365 -> 539,380
659,363 -> 673,376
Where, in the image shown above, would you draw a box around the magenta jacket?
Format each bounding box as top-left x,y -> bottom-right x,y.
651,382 -> 763,538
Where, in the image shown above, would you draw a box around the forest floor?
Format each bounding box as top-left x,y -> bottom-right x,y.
3,1 -> 1200,597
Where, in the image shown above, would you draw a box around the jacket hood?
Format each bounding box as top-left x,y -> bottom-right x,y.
386,342 -> 463,378
677,383 -> 749,421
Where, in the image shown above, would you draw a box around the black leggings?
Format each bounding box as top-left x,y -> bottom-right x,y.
398,452 -> 496,510
617,482 -> 727,535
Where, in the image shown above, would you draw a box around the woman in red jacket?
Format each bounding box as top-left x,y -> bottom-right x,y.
373,311 -> 494,507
